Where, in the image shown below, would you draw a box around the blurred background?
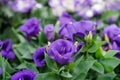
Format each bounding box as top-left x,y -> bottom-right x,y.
0,0 -> 120,43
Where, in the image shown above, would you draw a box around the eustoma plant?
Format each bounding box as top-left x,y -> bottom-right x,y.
0,0 -> 120,80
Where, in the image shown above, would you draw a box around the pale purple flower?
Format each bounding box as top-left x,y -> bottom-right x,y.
11,69 -> 36,80
0,39 -> 15,60
44,24 -> 55,41
48,39 -> 77,64
33,47 -> 46,67
9,0 -> 37,13
20,17 -> 41,39
105,0 -> 120,10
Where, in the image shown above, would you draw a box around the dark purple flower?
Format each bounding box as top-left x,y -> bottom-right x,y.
48,39 -> 77,64
103,24 -> 120,41
0,68 -> 2,75
58,12 -> 75,25
77,42 -> 84,51
9,0 -> 37,13
11,69 -> 36,80
20,17 -> 41,39
59,23 -> 76,41
112,41 -> 120,58
33,47 -> 46,67
0,39 -> 15,60
44,24 -> 55,41
74,20 -> 96,37
102,43 -> 112,51
0,40 -> 3,48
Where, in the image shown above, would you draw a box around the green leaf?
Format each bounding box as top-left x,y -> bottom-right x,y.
102,10 -> 119,22
95,47 -> 105,58
91,61 -> 104,74
0,55 -> 15,80
17,61 -> 38,72
97,72 -> 116,80
45,53 -> 58,72
88,41 -> 103,53
35,72 -> 59,80
104,50 -> 118,58
0,27 -> 19,43
38,31 -> 47,46
100,57 -> 120,72
61,71 -> 73,78
72,57 -> 95,80
16,42 -> 36,59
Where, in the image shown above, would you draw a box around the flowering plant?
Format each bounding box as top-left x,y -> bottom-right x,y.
0,0 -> 120,80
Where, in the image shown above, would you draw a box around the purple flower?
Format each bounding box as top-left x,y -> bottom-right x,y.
0,68 -> 2,75
59,20 -> 96,41
11,69 -> 36,80
74,20 -> 96,37
9,0 -> 37,13
0,40 -> 3,48
103,24 -> 120,41
20,17 -> 41,39
48,39 -> 77,64
44,24 -> 55,41
58,12 -> 75,25
33,47 -> 46,67
0,39 -> 15,60
112,42 -> 120,58
59,23 -> 76,41
77,42 -> 84,51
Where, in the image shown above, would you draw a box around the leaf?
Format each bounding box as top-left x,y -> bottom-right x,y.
35,72 -> 59,80
97,72 -> 116,80
17,61 -> 38,72
0,55 -> 15,80
102,10 -> 119,22
61,71 -> 73,78
100,57 -> 120,72
72,57 -> 95,80
0,27 -> 19,43
45,53 -> 58,72
16,42 -> 36,59
91,61 -> 104,74
95,47 -> 105,58
38,31 -> 47,46
104,50 -> 118,58
88,41 -> 103,53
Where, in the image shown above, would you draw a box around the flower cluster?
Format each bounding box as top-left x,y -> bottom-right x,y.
49,0 -> 120,18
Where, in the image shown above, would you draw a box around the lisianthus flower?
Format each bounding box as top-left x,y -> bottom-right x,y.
33,47 -> 46,67
11,69 -> 36,80
20,17 -> 41,39
103,24 -> 120,41
48,39 -> 77,64
0,39 -> 15,60
44,24 -> 55,41
58,12 -> 75,25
